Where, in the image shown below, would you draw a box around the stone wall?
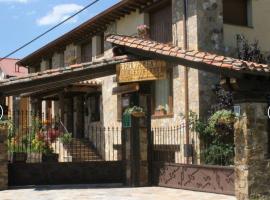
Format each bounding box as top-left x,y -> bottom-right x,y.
171,0 -> 221,120
0,125 -> 8,190
234,102 -> 270,200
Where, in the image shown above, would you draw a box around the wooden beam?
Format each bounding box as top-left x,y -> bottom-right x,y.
64,86 -> 99,93
2,64 -> 116,96
112,83 -> 140,95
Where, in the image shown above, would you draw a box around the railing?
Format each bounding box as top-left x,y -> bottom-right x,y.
5,110 -> 122,163
151,123 -> 234,166
151,124 -> 198,164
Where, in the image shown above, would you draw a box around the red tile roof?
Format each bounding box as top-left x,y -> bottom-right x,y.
0,55 -> 134,96
106,34 -> 270,76
0,58 -> 28,77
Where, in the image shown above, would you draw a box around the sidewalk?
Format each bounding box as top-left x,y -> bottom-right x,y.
0,184 -> 236,200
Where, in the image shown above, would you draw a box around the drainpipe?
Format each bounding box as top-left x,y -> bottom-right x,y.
183,0 -> 190,164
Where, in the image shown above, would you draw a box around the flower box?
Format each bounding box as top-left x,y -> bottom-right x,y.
131,111 -> 145,118
10,152 -> 27,163
42,153 -> 59,163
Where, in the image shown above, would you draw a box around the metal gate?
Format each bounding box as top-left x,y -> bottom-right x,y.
7,111 -> 124,186
149,125 -> 235,196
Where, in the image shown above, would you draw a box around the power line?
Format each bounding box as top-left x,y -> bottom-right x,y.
0,0 -> 101,63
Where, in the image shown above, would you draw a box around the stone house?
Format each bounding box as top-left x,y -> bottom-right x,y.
0,58 -> 28,115
1,0 -> 270,199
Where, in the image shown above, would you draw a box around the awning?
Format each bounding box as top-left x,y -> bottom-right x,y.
0,55 -> 134,96
106,34 -> 270,77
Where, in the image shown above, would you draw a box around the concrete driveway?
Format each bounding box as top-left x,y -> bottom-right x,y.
0,184 -> 236,200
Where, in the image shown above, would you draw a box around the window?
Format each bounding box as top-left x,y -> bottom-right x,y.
223,0 -> 252,26
149,2 -> 172,43
81,42 -> 92,63
153,69 -> 173,116
89,93 -> 101,122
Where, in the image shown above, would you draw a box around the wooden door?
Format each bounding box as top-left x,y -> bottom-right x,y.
150,3 -> 172,43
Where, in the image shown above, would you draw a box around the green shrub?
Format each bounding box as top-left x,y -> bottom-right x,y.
60,133 -> 72,145
190,110 -> 236,166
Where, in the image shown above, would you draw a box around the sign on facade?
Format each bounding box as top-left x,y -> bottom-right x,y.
116,60 -> 167,83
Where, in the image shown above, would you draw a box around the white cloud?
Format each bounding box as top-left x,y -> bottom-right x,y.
37,4 -> 83,26
0,0 -> 29,3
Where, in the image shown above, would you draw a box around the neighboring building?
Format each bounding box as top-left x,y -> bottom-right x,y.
0,58 -> 28,114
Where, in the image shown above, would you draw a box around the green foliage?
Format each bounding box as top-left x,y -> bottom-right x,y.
60,132 -> 72,145
123,106 -> 144,115
42,145 -> 54,155
190,110 -> 236,166
202,144 -> 234,166
31,137 -> 46,152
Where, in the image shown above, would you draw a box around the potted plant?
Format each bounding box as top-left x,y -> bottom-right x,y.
3,119 -> 28,163
208,109 -> 236,137
155,105 -> 167,116
137,24 -> 150,39
124,106 -> 145,117
42,144 -> 58,163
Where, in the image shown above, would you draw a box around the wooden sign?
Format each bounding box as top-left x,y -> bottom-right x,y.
112,83 -> 140,95
116,60 -> 167,83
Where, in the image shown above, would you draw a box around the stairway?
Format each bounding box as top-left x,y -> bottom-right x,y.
66,138 -> 102,162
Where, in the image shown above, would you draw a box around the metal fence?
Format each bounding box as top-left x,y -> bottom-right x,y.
5,111 -> 122,163
150,123 -> 234,166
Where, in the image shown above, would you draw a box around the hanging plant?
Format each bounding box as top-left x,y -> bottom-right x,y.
124,106 -> 145,117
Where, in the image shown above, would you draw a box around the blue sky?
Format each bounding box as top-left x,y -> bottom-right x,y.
0,0 -> 120,59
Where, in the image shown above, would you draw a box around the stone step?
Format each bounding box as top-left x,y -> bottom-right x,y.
65,138 -> 102,161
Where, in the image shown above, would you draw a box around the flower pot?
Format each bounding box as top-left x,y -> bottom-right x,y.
42,153 -> 59,163
10,152 -> 27,163
131,112 -> 145,118
155,109 -> 166,116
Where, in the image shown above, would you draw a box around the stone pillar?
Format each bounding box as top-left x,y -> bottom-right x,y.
0,125 -> 8,190
172,0 -> 223,52
234,102 -> 270,200
123,116 -> 148,187
172,0 -> 222,119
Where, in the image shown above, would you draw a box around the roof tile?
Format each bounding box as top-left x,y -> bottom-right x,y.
106,34 -> 270,76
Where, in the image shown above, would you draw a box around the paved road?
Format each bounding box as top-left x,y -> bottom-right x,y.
0,184 -> 236,200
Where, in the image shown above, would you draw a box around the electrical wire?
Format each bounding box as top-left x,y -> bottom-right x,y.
0,0 -> 101,62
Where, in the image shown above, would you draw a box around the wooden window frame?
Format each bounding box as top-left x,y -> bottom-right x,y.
151,68 -> 174,118
81,41 -> 92,63
223,0 -> 253,27
149,1 -> 172,44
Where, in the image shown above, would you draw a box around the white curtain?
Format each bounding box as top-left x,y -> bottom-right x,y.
155,78 -> 170,112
